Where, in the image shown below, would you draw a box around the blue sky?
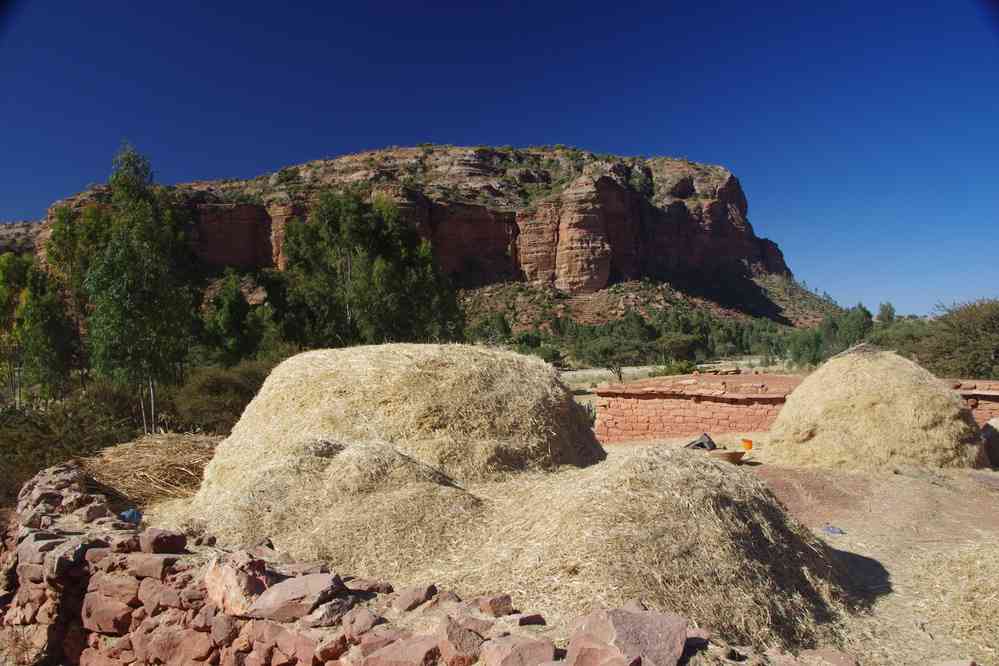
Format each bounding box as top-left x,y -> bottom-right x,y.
2,1 -> 997,315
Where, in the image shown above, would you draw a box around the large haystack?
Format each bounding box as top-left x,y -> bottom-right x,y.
429,447 -> 848,649
153,344 -> 847,649
207,344 -> 603,482
767,346 -> 982,470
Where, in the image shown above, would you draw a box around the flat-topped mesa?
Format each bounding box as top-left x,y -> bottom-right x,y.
37,145 -> 791,294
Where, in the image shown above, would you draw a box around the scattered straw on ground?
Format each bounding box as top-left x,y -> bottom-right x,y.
910,540 -> 999,663
78,433 -> 220,507
766,345 -> 982,470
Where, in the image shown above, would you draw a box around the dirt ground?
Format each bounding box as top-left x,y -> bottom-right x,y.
607,436 -> 999,665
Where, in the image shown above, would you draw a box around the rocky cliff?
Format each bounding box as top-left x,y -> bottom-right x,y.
38,146 -> 790,297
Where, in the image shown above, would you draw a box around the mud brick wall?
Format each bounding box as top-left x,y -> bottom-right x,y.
594,393 -> 786,443
594,375 -> 999,445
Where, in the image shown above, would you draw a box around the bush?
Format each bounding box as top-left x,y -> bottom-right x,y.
0,382 -> 138,503
918,300 -> 999,379
168,360 -> 273,434
649,359 -> 697,377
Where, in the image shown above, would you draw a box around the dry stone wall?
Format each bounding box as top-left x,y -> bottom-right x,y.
0,464 -> 862,666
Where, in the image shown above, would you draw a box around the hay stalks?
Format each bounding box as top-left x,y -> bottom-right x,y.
78,433 -> 220,507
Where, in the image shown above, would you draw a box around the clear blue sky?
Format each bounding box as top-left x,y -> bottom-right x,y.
2,2 -> 997,315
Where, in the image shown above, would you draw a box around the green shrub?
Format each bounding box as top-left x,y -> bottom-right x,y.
649,360 -> 696,377
0,382 -> 138,503
169,360 -> 273,434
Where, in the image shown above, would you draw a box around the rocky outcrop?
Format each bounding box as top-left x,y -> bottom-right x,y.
0,221 -> 42,256
35,146 -> 791,296
0,463 -> 864,666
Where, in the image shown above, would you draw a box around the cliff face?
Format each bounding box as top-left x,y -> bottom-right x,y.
38,146 -> 790,295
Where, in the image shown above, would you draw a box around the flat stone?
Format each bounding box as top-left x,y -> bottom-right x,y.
247,572 -> 346,622
125,554 -> 179,580
479,635 -> 555,666
82,591 -> 133,635
344,606 -> 384,642
438,615 -> 485,666
302,596 -> 356,628
139,528 -> 187,554
477,594 -> 514,617
363,635 -> 440,666
569,608 -> 687,666
393,584 -> 437,612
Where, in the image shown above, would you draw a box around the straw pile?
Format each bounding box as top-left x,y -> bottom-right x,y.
202,344 -> 604,482
431,447 -> 848,649
78,433 -> 220,507
911,541 -> 999,662
767,346 -> 983,470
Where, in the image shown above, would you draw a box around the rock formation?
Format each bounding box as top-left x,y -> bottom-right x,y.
35,146 -> 790,295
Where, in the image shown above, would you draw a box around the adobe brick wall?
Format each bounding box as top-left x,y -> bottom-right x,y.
594,393 -> 785,443
594,374 -> 999,444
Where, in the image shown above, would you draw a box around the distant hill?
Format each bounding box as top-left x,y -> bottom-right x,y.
36,145 -> 835,326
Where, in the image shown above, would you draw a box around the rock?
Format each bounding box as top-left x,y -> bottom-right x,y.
204,551 -> 273,615
438,615 -> 485,666
451,614 -> 495,637
82,592 -> 133,635
393,584 -> 438,612
211,613 -> 241,645
347,578 -> 395,594
360,628 -> 410,656
363,635 -> 440,666
138,528 -> 187,554
94,573 -> 141,607
514,613 -> 545,626
477,594 -> 514,617
344,606 -> 384,642
796,648 -> 859,666
247,572 -> 346,622
302,596 -> 356,628
125,553 -> 179,580
564,635 -> 632,666
479,635 -> 556,666
569,608 -> 688,666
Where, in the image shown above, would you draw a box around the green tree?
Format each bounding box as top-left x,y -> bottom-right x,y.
84,145 -> 196,432
204,271 -> 252,365
878,302 -> 896,325
281,189 -> 462,347
918,300 -> 999,379
14,268 -> 76,397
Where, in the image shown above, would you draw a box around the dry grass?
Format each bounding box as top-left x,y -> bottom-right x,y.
78,433 -> 220,507
206,344 -> 604,482
767,346 -> 982,470
910,541 -> 999,663
148,344 -> 848,650
154,445 -> 847,650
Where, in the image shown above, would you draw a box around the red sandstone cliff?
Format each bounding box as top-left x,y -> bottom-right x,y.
36,146 -> 791,296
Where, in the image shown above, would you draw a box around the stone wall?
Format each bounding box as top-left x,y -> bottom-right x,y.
0,463 -> 857,666
594,374 -> 999,444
